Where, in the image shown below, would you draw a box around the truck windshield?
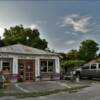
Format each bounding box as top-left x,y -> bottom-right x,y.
82,66 -> 89,69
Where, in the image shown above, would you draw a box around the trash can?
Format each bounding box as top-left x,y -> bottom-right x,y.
0,74 -> 5,88
75,70 -> 80,83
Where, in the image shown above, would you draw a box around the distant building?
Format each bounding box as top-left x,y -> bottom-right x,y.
85,57 -> 100,65
0,44 -> 60,82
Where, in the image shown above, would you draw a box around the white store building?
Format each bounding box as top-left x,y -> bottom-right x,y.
0,44 -> 60,82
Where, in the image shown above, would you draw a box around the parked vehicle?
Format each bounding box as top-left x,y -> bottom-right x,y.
62,70 -> 76,80
76,63 -> 100,79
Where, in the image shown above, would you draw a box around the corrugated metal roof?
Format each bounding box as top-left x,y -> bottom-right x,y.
0,44 -> 58,56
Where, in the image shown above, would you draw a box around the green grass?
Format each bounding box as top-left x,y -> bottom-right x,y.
0,85 -> 89,98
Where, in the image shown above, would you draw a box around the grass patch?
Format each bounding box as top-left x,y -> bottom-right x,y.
0,85 -> 89,98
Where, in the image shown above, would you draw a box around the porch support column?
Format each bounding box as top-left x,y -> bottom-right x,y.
55,57 -> 60,73
35,57 -> 40,81
12,57 -> 18,82
0,59 -> 2,71
55,57 -> 60,80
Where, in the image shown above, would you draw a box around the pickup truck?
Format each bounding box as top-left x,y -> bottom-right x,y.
76,63 -> 100,79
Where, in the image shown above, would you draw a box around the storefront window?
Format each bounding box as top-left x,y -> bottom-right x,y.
48,61 -> 54,72
2,61 -> 11,73
40,60 -> 55,73
41,61 -> 47,72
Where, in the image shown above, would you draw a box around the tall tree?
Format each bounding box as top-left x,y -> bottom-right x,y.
3,25 -> 48,50
78,40 -> 99,61
0,37 -> 4,47
66,49 -> 79,60
59,52 -> 67,61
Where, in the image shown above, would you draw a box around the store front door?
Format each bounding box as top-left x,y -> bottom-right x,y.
24,61 -> 35,81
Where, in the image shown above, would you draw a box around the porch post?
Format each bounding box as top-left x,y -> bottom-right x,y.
12,57 -> 18,82
55,57 -> 60,79
55,57 -> 60,73
35,57 -> 40,81
0,59 -> 2,72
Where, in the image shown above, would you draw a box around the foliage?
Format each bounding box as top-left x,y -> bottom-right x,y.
78,40 -> 99,61
59,52 -> 67,61
66,49 -> 79,60
61,60 -> 85,68
3,25 -> 48,50
0,37 -> 4,47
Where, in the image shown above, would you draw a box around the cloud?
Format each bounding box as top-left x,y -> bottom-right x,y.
29,20 -> 47,30
29,24 -> 39,30
35,20 -> 47,24
61,14 -> 92,33
0,27 -> 4,37
65,31 -> 78,36
65,40 -> 76,45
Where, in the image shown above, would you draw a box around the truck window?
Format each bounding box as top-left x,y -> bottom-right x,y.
82,66 -> 89,69
91,64 -> 96,69
99,64 -> 100,69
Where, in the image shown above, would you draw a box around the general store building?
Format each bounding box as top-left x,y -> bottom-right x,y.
0,44 -> 60,82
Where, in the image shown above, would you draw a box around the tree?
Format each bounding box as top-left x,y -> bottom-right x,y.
0,37 -> 4,47
62,60 -> 85,68
3,25 -> 48,50
59,52 -> 67,61
66,49 -> 79,60
78,40 -> 99,61
61,60 -> 85,72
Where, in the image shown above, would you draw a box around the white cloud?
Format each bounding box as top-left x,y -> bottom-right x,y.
0,27 -> 4,37
29,24 -> 39,30
61,14 -> 92,33
65,40 -> 76,45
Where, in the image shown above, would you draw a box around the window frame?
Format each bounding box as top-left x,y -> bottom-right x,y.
40,59 -> 55,73
2,59 -> 12,73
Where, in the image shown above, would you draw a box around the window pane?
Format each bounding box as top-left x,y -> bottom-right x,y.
82,66 -> 89,69
99,64 -> 100,69
48,60 -> 54,72
3,62 -> 10,71
91,64 -> 96,69
40,61 -> 47,72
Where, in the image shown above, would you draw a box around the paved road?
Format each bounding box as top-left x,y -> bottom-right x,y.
0,82 -> 100,100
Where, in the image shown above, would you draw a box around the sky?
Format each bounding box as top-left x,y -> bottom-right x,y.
0,0 -> 100,53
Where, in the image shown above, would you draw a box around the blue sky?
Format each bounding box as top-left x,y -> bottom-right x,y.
0,1 -> 100,52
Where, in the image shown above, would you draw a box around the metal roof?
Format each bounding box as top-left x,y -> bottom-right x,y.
0,44 -> 58,56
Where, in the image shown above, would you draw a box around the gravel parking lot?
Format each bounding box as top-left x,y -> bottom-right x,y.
1,80 -> 89,93
19,81 -> 100,100
0,80 -> 95,100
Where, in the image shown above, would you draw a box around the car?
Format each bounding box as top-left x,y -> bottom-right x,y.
62,71 -> 76,80
76,63 -> 100,79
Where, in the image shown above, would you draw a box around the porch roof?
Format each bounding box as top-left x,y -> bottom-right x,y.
0,44 -> 58,56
